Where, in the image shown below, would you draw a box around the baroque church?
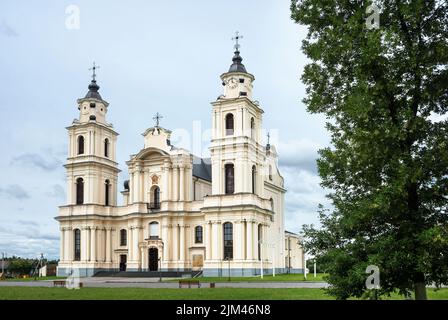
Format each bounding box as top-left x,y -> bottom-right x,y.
56,37 -> 304,277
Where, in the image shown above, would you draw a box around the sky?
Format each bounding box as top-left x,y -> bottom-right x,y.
0,0 -> 331,259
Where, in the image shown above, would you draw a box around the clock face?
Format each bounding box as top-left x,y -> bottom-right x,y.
227,77 -> 238,89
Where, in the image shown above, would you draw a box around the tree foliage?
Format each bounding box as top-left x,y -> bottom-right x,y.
291,0 -> 448,299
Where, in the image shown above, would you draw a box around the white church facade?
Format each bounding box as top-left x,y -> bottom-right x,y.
56,41 -> 304,277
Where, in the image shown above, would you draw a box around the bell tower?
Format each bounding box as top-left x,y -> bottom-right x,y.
210,33 -> 266,196
65,63 -> 120,206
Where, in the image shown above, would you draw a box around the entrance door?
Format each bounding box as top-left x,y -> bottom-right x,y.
119,254 -> 127,271
148,248 -> 158,271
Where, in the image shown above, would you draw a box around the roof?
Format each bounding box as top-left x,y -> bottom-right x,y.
285,230 -> 300,237
228,50 -> 247,73
84,80 -> 103,100
192,156 -> 212,182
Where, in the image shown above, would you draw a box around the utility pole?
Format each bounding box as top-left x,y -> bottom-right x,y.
1,252 -> 4,275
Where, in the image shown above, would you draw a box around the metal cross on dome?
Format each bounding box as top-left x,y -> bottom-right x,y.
153,112 -> 163,127
232,31 -> 243,51
89,62 -> 100,81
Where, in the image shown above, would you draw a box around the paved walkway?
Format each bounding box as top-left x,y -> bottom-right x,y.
0,277 -> 329,289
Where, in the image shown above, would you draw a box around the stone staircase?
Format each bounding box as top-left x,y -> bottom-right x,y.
93,270 -> 203,278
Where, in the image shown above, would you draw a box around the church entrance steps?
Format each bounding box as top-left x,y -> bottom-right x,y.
93,271 -> 202,278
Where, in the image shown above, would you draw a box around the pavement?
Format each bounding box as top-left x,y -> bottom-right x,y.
0,277 -> 329,289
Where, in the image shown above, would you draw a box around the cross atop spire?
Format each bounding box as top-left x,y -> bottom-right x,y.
89,62 -> 100,81
232,31 -> 243,51
153,112 -> 163,127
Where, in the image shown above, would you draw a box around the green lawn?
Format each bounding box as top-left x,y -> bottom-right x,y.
4,276 -> 66,282
168,273 -> 328,282
0,287 -> 447,300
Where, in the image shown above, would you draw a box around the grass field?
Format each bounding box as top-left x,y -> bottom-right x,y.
0,287 -> 447,300
169,273 -> 327,282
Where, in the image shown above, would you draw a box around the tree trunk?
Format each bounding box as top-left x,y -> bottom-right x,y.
414,282 -> 427,300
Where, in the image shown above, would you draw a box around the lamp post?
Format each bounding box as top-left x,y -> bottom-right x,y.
314,258 -> 317,278
258,239 -> 263,279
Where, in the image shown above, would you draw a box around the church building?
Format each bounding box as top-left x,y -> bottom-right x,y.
56,37 -> 304,277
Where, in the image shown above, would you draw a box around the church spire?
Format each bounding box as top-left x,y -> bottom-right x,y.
228,31 -> 247,73
85,62 -> 103,100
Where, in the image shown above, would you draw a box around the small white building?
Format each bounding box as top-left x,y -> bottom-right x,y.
56,41 -> 304,277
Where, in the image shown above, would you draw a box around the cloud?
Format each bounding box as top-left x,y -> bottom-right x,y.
0,21 -> 18,37
45,184 -> 65,199
277,139 -> 321,174
11,153 -> 62,171
0,184 -> 30,200
17,220 -> 39,227
0,222 -> 59,258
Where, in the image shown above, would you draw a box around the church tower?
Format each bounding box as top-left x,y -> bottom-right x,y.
65,63 -> 120,207
210,33 -> 266,196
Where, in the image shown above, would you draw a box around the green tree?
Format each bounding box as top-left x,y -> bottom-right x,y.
8,258 -> 33,275
291,0 -> 448,300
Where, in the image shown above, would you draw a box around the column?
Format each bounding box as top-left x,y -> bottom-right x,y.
172,225 -> 179,261
141,247 -> 144,271
133,227 -> 141,263
110,228 -> 116,264
246,220 -> 253,260
179,165 -> 185,201
90,227 -> 97,262
173,166 -> 179,201
59,227 -> 65,262
134,168 -> 141,203
162,224 -> 169,261
205,222 -> 212,260
179,225 -> 185,262
168,165 -> 173,200
140,169 -> 144,201
211,221 -> 219,260
235,221 -> 244,260
83,227 -> 90,262
129,228 -> 134,261
162,162 -> 169,201
106,228 -> 112,263
66,228 -> 73,261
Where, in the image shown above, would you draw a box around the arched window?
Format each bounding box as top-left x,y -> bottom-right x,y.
195,226 -> 203,244
149,222 -> 159,239
223,222 -> 233,259
77,136 -> 84,155
250,117 -> 255,139
76,178 -> 84,205
251,165 -> 256,194
104,138 -> 109,158
74,229 -> 81,261
269,165 -> 273,180
120,229 -> 127,246
258,224 -> 262,261
225,164 -> 234,194
225,113 -> 234,135
150,186 -> 160,209
105,180 -> 110,206
270,198 -> 274,212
